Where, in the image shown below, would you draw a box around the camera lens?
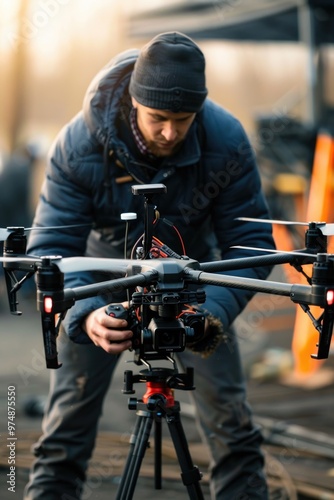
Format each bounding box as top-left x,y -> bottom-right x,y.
148,317 -> 186,352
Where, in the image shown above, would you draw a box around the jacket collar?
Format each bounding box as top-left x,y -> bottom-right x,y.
83,49 -> 138,145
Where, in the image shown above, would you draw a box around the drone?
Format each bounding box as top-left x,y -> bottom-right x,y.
1,185 -> 334,370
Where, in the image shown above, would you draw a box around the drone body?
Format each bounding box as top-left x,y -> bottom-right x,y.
1,193 -> 334,369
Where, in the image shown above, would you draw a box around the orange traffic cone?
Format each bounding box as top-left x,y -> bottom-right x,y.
291,130 -> 334,378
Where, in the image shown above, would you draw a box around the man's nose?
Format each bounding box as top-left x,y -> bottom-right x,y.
161,122 -> 177,142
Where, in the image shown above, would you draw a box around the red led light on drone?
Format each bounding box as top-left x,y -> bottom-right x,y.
326,290 -> 334,306
44,297 -> 53,313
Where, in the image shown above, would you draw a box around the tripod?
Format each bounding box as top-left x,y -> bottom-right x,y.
115,365 -> 204,500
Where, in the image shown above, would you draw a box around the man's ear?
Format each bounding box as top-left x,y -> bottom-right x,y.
131,96 -> 137,108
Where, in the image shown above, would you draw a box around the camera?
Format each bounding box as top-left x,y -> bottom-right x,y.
144,317 -> 186,353
105,300 -> 206,361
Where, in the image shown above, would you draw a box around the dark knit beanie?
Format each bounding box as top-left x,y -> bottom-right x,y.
129,32 -> 208,113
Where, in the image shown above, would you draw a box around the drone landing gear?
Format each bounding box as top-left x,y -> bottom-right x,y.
116,367 -> 204,500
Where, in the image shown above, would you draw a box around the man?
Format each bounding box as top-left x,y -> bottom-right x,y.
24,32 -> 275,499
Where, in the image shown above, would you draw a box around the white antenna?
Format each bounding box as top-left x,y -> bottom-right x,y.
121,213 -> 137,222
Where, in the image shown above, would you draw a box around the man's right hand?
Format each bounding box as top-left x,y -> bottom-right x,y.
82,303 -> 133,354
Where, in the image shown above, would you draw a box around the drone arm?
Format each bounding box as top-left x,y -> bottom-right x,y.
185,268 -> 299,297
63,270 -> 158,301
186,267 -> 334,360
199,251 -> 315,273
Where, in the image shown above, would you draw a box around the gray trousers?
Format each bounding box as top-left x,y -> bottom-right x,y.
24,329 -> 268,500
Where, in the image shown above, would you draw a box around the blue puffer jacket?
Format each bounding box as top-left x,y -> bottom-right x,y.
28,49 -> 275,343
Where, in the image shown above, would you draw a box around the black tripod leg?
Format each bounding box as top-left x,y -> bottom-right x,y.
116,410 -> 154,500
166,410 -> 204,500
154,418 -> 162,489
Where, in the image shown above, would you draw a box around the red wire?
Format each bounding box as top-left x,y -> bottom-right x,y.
130,219 -> 186,259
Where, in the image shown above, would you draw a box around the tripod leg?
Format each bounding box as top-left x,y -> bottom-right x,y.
116,410 -> 154,500
166,409 -> 204,500
154,418 -> 162,489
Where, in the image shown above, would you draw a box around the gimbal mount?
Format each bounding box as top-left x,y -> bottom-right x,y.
1,185 -> 334,498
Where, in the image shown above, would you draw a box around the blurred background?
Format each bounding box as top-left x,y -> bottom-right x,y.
1,0 -> 334,221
